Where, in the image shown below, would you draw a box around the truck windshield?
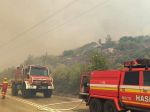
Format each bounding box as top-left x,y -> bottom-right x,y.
30,67 -> 48,76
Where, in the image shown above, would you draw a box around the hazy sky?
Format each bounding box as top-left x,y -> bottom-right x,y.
0,0 -> 150,68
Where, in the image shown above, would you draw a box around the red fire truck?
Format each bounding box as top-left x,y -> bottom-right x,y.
80,59 -> 150,112
11,65 -> 54,98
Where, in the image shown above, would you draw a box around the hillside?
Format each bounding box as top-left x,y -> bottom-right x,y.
58,35 -> 150,68
1,35 -> 150,95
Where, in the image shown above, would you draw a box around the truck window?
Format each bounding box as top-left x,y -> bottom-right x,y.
124,71 -> 139,85
143,71 -> 150,86
30,67 -> 48,76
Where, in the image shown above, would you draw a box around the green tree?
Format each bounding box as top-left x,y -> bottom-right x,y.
24,55 -> 34,65
0,67 -> 15,80
53,63 -> 83,95
63,50 -> 74,57
103,35 -> 116,48
88,52 -> 108,71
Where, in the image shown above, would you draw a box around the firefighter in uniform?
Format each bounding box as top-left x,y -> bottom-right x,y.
1,78 -> 8,99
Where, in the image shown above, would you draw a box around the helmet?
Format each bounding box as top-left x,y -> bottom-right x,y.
3,78 -> 7,81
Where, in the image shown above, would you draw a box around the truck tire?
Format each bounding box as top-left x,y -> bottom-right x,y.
43,89 -> 52,98
30,90 -> 36,97
22,83 -> 30,98
89,99 -> 103,112
12,83 -> 18,96
104,101 -> 117,112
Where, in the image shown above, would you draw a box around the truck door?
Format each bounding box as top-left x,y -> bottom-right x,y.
80,75 -> 90,92
141,71 -> 150,108
120,71 -> 141,107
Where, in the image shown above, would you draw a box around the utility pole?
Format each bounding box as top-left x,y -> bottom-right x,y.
43,51 -> 48,65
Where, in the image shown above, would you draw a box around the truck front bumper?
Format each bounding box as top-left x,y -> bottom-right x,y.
26,85 -> 54,90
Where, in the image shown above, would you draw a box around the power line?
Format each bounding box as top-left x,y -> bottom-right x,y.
1,0 -> 111,67
22,0 -> 111,44
0,0 -> 79,48
1,0 -> 110,52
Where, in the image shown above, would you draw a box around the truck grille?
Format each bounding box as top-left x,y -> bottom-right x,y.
32,80 -> 50,85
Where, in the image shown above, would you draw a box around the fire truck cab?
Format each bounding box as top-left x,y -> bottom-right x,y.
80,59 -> 150,112
12,65 -> 54,98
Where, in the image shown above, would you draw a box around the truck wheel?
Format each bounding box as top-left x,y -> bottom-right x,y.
104,101 -> 117,112
43,89 -> 52,98
12,83 -> 18,96
22,84 -> 30,98
89,99 -> 103,112
30,90 -> 36,97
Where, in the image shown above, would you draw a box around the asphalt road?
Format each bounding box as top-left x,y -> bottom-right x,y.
0,89 -> 89,112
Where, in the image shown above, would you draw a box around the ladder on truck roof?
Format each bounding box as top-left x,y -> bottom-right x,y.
124,58 -> 150,70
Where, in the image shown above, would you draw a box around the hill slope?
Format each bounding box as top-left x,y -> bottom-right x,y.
1,35 -> 150,95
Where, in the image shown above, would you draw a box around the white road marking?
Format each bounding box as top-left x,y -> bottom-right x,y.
43,100 -> 82,107
7,95 -> 61,112
38,100 -> 83,111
